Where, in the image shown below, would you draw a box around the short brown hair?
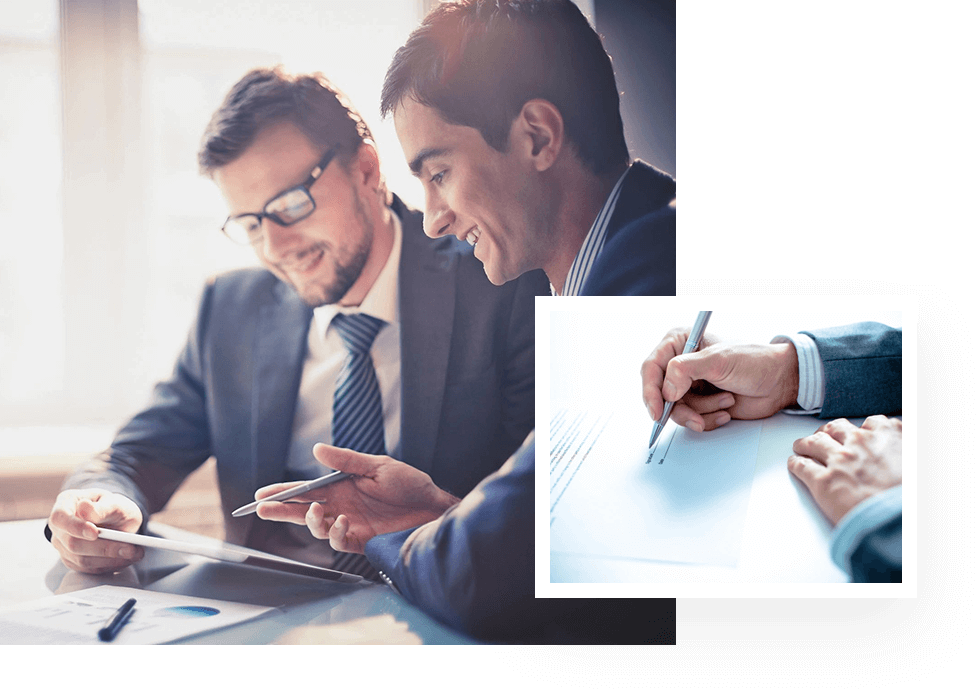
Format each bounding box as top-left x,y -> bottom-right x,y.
381,0 -> 629,177
199,67 -> 373,176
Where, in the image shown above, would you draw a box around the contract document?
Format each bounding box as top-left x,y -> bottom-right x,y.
0,585 -> 273,644
550,403 -> 762,567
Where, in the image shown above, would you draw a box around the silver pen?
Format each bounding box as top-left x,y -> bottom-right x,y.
649,311 -> 713,448
232,469 -> 351,517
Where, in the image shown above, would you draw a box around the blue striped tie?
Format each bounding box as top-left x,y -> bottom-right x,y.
331,313 -> 387,455
328,313 -> 387,581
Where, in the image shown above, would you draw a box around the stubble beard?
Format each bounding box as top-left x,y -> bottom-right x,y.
291,193 -> 375,308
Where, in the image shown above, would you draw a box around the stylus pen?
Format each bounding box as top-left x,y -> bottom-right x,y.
231,470 -> 352,517
98,597 -> 136,642
649,311 -> 713,448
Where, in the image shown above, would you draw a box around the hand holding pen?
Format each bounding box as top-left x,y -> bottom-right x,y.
253,443 -> 458,554
641,314 -> 801,436
647,311 -> 712,446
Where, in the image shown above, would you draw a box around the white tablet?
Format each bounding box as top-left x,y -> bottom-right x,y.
96,528 -> 363,584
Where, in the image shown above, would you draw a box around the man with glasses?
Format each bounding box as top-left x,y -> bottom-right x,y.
45,67 -> 546,578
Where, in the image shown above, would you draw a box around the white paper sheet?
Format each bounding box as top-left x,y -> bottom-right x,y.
550,404 -> 762,567
0,585 -> 274,644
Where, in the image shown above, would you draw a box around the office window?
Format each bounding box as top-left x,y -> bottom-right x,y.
0,2 -> 63,409
0,0 -> 424,459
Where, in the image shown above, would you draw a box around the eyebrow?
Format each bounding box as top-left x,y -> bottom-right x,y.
408,147 -> 451,177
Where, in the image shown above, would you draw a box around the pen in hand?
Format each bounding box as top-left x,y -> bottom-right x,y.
98,597 -> 136,642
231,470 -> 352,517
649,311 -> 713,448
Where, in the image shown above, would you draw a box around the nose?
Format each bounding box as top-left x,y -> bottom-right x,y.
422,190 -> 455,239
257,216 -> 300,262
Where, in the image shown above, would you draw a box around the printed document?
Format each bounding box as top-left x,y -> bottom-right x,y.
551,404 -> 762,567
0,585 -> 273,644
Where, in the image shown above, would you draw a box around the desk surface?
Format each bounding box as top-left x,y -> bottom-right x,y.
550,412 -> 853,586
0,518 -> 473,644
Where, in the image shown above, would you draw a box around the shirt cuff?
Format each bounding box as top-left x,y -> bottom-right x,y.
829,485 -> 903,576
772,332 -> 824,413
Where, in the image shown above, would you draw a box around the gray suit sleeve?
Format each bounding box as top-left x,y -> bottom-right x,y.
59,281 -> 216,527
800,322 -> 902,418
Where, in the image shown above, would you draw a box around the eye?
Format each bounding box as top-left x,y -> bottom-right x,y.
430,170 -> 447,185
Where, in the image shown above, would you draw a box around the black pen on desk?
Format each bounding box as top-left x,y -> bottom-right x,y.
98,597 -> 136,642
649,311 -> 713,448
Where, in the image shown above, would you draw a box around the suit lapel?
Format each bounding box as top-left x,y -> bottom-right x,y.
243,282 -> 312,543
604,160 -> 676,243
395,198 -> 457,473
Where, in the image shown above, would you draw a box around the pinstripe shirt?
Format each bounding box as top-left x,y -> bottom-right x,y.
554,170 -> 629,296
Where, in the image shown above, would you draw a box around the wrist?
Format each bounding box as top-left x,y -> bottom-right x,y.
772,341 -> 800,411
433,489 -> 461,513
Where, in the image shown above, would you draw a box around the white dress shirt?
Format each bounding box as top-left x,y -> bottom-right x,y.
284,213 -> 402,480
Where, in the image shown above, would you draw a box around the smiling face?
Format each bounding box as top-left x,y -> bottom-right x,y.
393,98 -> 553,286
212,121 -> 389,307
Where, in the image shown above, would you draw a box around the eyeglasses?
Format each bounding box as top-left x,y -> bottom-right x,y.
220,147 -> 338,245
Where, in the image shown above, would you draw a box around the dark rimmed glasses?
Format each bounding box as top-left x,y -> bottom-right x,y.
220,147 -> 338,245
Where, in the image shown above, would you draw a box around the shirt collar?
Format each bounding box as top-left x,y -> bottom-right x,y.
555,166 -> 630,296
312,211 -> 402,337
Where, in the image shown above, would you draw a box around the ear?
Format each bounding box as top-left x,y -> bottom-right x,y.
512,99 -> 564,172
350,140 -> 382,192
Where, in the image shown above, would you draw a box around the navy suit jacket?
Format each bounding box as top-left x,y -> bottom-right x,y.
62,197 -> 547,551
581,160 -> 676,296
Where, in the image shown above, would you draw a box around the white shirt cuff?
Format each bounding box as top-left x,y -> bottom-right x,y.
829,485 -> 903,576
771,332 -> 824,414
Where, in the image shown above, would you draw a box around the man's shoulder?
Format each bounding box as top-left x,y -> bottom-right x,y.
203,267 -> 299,310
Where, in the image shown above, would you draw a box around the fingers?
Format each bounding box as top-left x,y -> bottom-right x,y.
329,514 -> 360,554
254,480 -> 309,501
815,418 -> 858,444
66,539 -> 143,571
49,495 -> 100,542
662,347 -> 726,404
304,504 -> 363,554
787,454 -> 829,491
862,415 -> 901,432
305,502 -> 330,540
302,504 -> 361,554
791,429 -> 840,464
641,329 -> 688,420
255,501 -> 311,525
312,443 -> 383,476
664,392 -> 735,432
50,528 -> 144,574
48,490 -> 145,573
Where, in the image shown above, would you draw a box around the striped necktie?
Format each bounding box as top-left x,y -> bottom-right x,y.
331,313 -> 386,455
328,312 -> 386,581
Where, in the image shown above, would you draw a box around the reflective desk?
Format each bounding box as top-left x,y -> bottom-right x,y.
0,518 -> 473,644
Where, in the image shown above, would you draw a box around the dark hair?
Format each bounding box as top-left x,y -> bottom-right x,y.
198,66 -> 374,177
381,0 -> 628,177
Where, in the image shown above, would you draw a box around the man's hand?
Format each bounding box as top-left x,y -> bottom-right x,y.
47,489 -> 144,573
641,327 -> 800,432
788,416 -> 902,525
255,443 -> 460,554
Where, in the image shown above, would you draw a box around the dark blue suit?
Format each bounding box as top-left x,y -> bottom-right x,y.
366,437 -> 536,638
581,160 -> 676,296
61,197 -> 547,553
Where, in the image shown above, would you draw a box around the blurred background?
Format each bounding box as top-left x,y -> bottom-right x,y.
0,0 -> 675,528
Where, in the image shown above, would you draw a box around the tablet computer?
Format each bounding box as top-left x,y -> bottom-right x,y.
97,528 -> 363,584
